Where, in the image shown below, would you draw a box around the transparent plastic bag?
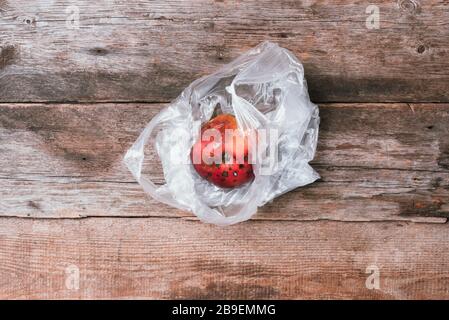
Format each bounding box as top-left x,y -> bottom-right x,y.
124,41 -> 320,226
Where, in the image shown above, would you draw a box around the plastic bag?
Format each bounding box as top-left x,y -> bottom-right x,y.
124,41 -> 320,226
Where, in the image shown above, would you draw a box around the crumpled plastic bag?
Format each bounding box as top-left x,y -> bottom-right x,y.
124,41 -> 320,226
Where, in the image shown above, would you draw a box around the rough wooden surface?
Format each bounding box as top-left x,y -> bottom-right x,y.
1,217 -> 449,299
1,0 -> 449,103
0,103 -> 448,223
2,0 -> 449,300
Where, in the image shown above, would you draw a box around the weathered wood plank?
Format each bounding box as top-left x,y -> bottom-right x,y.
0,103 -> 448,222
1,0 -> 449,102
0,217 -> 448,299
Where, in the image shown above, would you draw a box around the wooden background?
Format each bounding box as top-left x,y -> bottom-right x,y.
1,0 -> 449,299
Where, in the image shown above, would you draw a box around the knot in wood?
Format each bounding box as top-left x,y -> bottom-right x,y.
397,0 -> 420,15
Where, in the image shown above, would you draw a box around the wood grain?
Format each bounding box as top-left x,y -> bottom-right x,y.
1,0 -> 449,102
1,217 -> 448,299
0,102 -> 448,223
2,0 -> 448,301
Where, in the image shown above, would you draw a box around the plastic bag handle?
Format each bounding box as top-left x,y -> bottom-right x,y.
226,83 -> 268,132
124,112 -> 183,209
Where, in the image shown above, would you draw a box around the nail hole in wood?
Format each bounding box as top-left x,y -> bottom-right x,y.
88,47 -> 109,56
23,17 -> 35,25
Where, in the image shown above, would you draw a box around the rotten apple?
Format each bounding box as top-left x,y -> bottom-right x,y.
190,114 -> 254,188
